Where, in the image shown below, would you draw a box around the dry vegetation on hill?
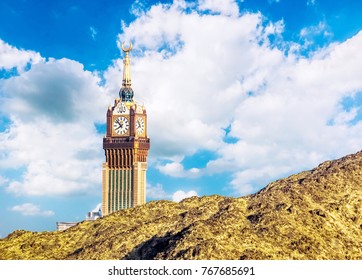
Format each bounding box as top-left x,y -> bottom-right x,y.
1,151 -> 361,260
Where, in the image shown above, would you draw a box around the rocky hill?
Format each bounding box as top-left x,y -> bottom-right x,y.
1,151 -> 361,260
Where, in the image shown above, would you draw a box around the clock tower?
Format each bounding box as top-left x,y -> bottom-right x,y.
102,43 -> 150,216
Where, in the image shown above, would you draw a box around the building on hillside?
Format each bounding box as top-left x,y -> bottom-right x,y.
86,206 -> 102,221
56,222 -> 78,231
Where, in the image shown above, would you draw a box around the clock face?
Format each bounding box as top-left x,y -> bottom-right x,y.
135,117 -> 145,135
113,116 -> 129,135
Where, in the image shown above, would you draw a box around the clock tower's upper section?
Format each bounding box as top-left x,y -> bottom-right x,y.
104,42 -> 149,144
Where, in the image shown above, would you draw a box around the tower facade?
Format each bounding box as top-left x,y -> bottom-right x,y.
102,43 -> 150,216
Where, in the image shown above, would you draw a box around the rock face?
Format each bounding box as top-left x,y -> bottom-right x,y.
1,151 -> 362,260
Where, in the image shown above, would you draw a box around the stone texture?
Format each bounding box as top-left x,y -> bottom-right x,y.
1,151 -> 361,260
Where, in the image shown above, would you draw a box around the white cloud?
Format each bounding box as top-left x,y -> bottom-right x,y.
0,39 -> 43,72
216,31 -> 362,194
147,184 -> 198,202
111,4 -> 276,161
299,21 -> 333,46
0,175 -> 8,187
10,203 -> 54,216
90,203 -> 101,212
146,183 -> 170,200
109,1 -> 362,196
157,161 -> 200,178
300,21 -> 325,37
307,0 -> 316,6
198,0 -> 240,17
147,183 -> 198,203
90,26 -> 98,40
172,190 -> 198,202
1,57 -> 108,123
0,55 -> 109,196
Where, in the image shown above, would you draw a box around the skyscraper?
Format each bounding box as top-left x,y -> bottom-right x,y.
102,43 -> 150,216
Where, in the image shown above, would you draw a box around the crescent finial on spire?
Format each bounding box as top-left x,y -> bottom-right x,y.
121,41 -> 133,53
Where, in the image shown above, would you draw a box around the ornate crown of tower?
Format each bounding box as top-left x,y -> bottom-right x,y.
102,42 -> 150,216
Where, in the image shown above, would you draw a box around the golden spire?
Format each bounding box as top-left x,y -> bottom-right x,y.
121,42 -> 132,87
119,42 -> 134,102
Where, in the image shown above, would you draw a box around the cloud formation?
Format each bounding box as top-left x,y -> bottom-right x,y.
146,183 -> 170,200
0,49 -> 109,196
10,203 -> 54,216
147,183 -> 198,203
172,190 -> 198,202
1,0 -> 362,200
198,0 -> 240,16
0,39 -> 43,72
0,175 -> 8,187
110,0 -> 362,195
157,162 -> 200,178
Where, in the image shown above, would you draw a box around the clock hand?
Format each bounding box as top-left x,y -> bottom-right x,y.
116,119 -> 124,128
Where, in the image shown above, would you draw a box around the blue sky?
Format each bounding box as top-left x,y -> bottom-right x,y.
1,0 -> 362,237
